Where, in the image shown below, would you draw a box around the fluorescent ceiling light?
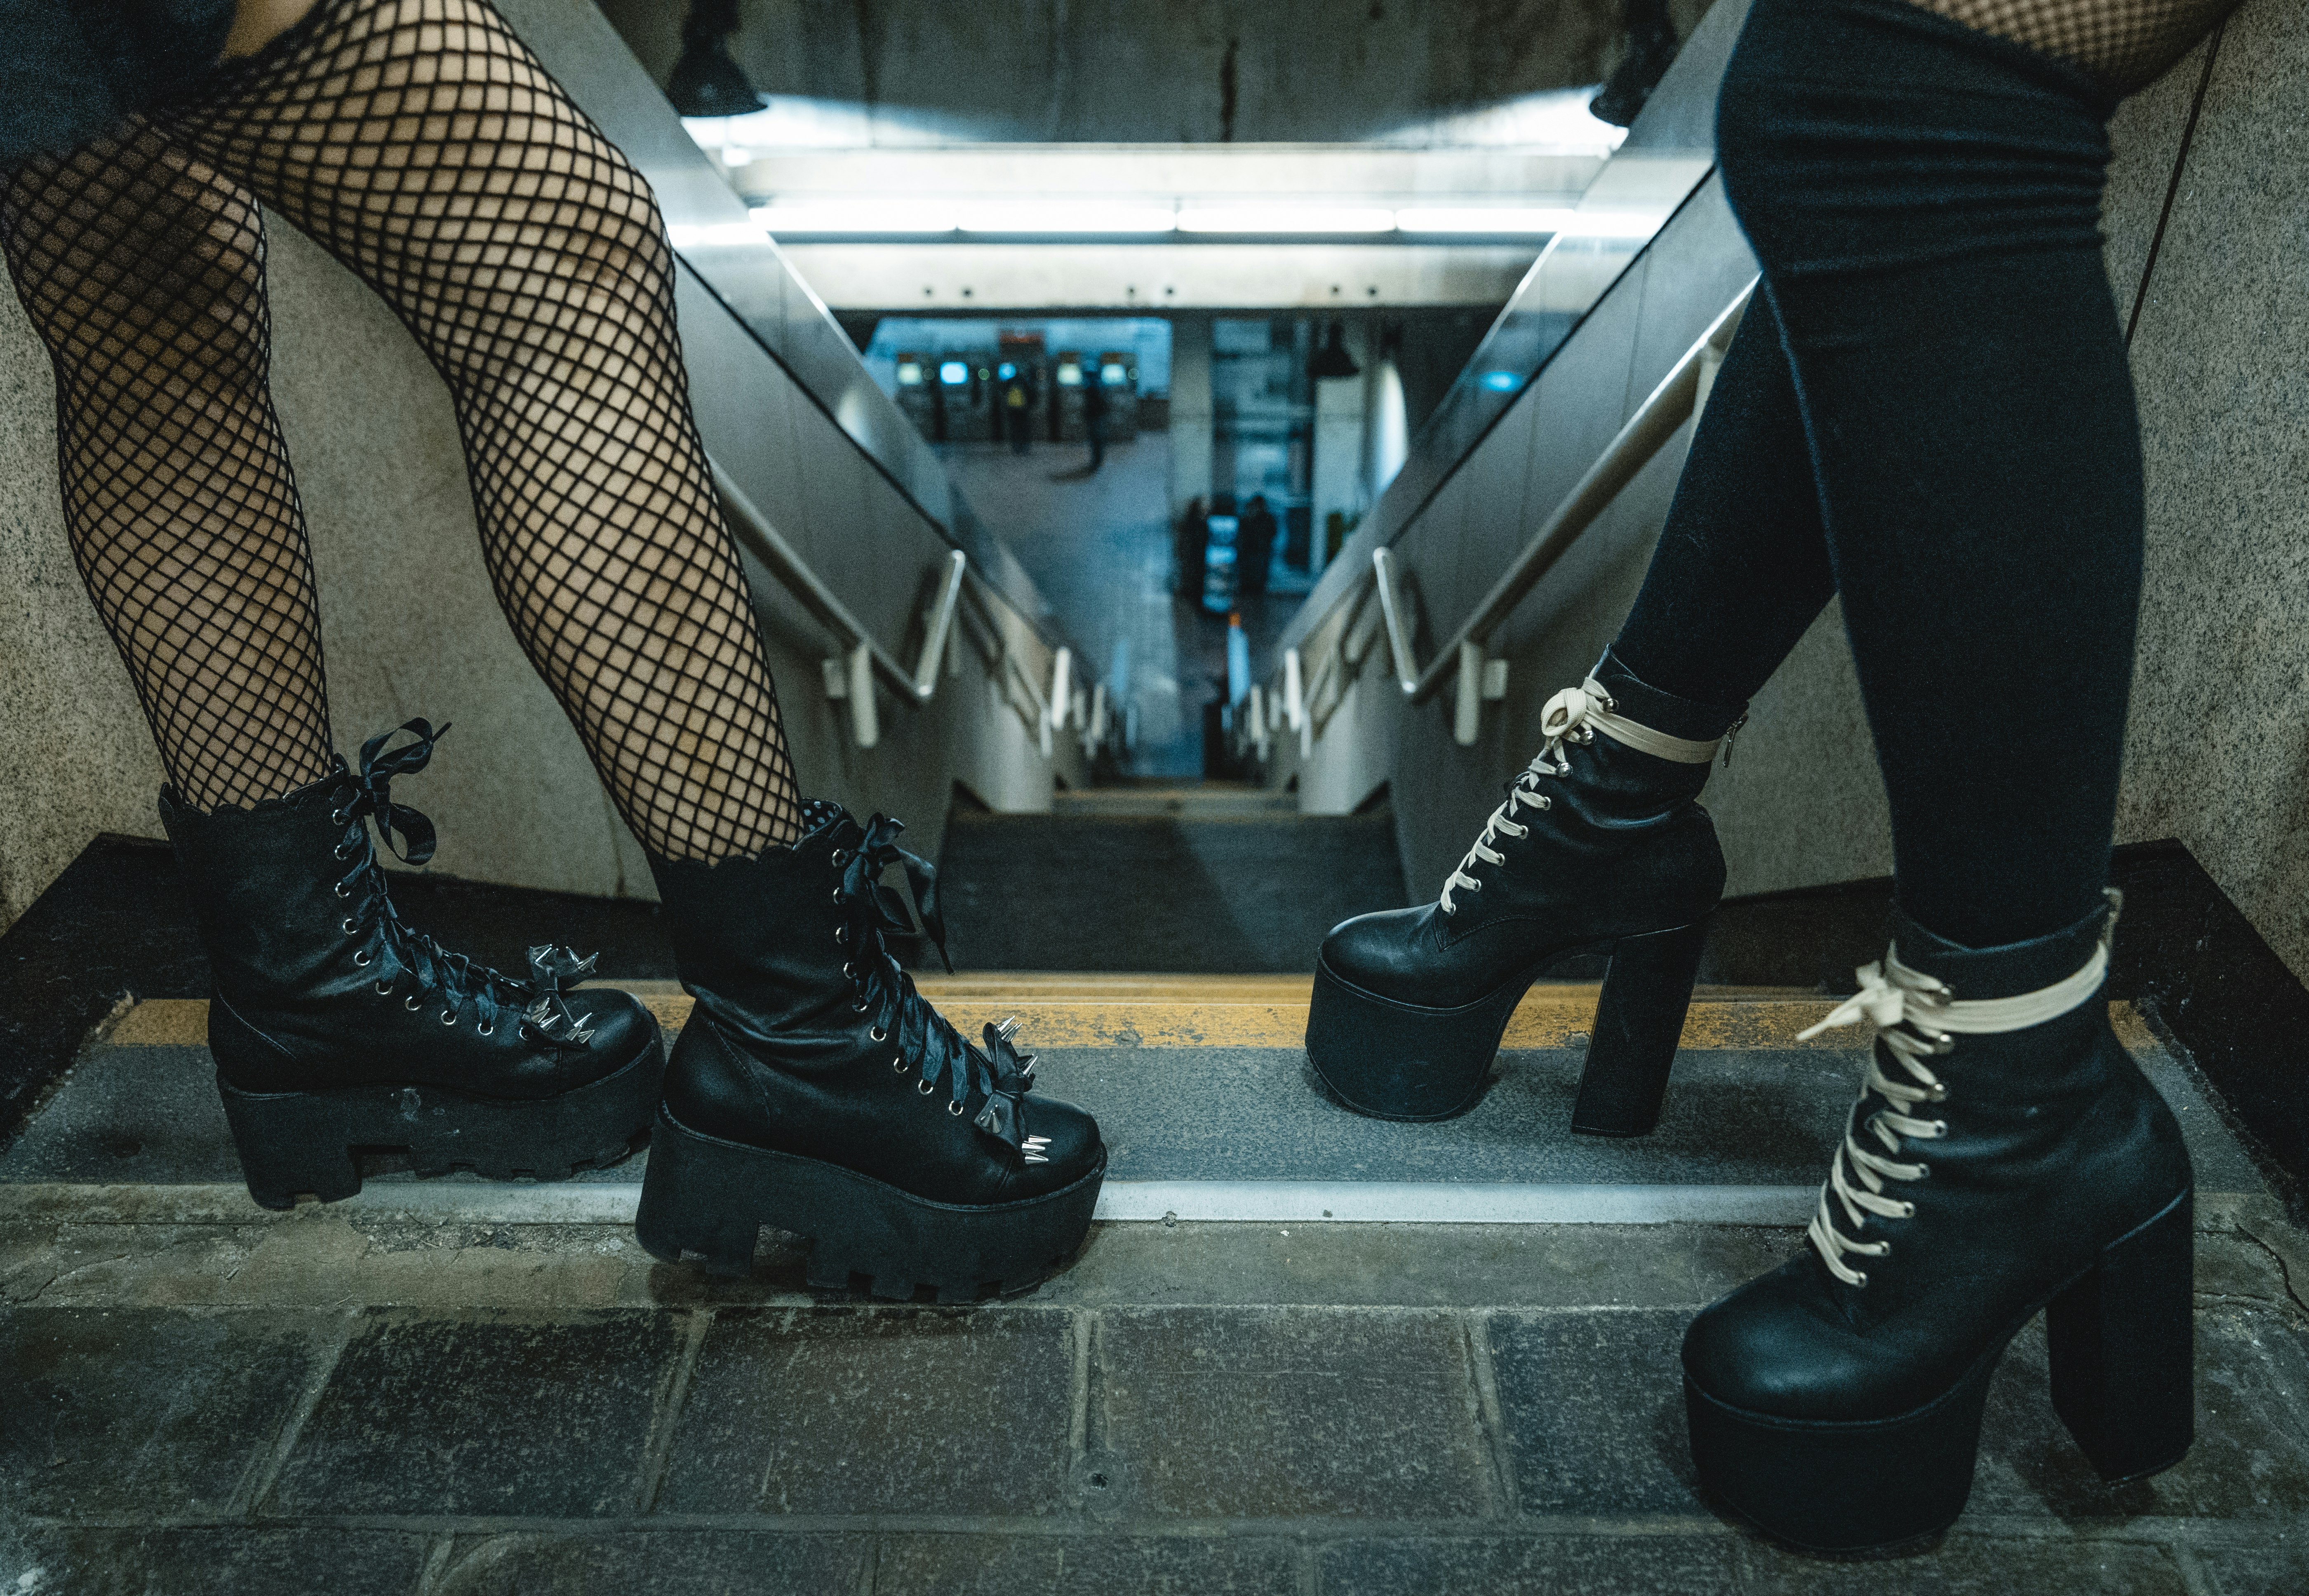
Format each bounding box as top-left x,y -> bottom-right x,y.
666,221 -> 773,249
958,203 -> 1178,234
1394,207 -> 1575,235
752,204 -> 957,234
1176,206 -> 1396,234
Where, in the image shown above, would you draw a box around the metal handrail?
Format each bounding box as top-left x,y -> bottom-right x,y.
1401,282 -> 1754,705
1270,279 -> 1755,738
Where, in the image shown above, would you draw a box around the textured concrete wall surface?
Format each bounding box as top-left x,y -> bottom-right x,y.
602,0 -> 1719,144
1276,0 -> 2309,978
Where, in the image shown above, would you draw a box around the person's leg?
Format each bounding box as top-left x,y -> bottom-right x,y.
152,0 -> 1101,1292
165,0 -> 799,863
1680,0 -> 2220,1548
1608,289 -> 1836,710
2,128 -> 334,809
2,124 -> 660,1208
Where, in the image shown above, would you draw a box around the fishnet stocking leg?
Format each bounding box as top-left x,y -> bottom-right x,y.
1909,0 -> 2241,92
166,0 -> 802,860
2,129 -> 337,811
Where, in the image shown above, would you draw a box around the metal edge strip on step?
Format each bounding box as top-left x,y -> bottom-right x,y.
0,1180 -> 1819,1227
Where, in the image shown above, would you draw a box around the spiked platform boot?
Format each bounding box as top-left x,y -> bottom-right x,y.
161,722 -> 665,1209
1306,649 -> 1742,1131
1682,894 -> 2194,1551
635,801 -> 1106,1299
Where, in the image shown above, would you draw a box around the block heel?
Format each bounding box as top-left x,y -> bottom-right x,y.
215,1032 -> 664,1211
1305,955 -> 1530,1121
636,1105 -> 1107,1300
2050,1187 -> 2195,1481
1571,917 -> 1710,1136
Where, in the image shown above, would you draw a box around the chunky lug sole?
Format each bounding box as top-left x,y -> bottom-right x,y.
1686,1189 -> 2194,1552
1305,917 -> 1711,1131
636,1104 -> 1106,1300
214,1027 -> 667,1210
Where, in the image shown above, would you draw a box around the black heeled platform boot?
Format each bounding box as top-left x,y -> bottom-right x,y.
1682,894 -> 2194,1551
160,722 -> 665,1209
635,801 -> 1106,1299
1306,649 -> 1742,1131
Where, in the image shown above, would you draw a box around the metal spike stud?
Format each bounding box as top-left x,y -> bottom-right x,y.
995,1016 -> 1021,1042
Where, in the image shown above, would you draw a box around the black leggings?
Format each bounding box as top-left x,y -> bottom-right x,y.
1612,0 -> 2139,950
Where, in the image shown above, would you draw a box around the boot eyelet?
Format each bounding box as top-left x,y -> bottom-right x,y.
842,962 -> 855,978
404,995 -> 422,1011
341,917 -> 358,934
870,1026 -> 886,1042
329,809 -> 352,825
830,849 -> 850,867
892,1057 -> 909,1073
917,1080 -> 935,1095
478,1023 -> 493,1037
834,925 -> 847,945
353,951 -> 372,967
333,883 -> 350,899
1930,1120 -> 1949,1138
852,999 -> 870,1013
333,844 -> 353,860
832,888 -> 844,905
374,980 -> 393,996
946,1100 -> 964,1116
440,1010 -> 457,1026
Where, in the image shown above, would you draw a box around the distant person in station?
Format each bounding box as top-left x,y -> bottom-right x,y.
1174,496 -> 1210,608
1,0 -> 1108,1302
1003,366 -> 1036,455
1301,0 -> 2246,1556
1082,371 -> 1111,472
1237,494 -> 1279,602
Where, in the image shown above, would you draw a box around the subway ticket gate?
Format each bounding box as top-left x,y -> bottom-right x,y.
933,354 -> 995,444
894,351 -> 938,441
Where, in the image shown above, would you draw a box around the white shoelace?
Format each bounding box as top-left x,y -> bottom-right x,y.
1795,898 -> 2119,1287
1438,679 -> 1726,914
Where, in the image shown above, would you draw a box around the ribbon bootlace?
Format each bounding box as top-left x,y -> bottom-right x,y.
331,721 -> 598,1049
1794,896 -> 2119,1288
833,814 -> 1052,1164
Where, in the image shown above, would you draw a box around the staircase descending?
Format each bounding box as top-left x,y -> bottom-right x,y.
5,792 -> 2309,1593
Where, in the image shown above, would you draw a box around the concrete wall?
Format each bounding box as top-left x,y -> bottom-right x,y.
0,0 -> 1088,934
1265,0 -> 2309,978
602,0 -> 1723,145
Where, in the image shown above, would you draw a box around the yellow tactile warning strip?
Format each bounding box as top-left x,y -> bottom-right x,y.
101,984 -> 2163,1054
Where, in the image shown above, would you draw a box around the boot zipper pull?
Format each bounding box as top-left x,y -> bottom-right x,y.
1722,712 -> 1749,767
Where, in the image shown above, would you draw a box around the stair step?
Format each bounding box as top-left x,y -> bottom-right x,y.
12,992 -> 2263,1227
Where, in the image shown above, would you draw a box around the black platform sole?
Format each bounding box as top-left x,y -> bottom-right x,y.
215,1024 -> 667,1210
1305,917 -> 1712,1132
1686,1189 -> 2195,1551
635,1105 -> 1106,1300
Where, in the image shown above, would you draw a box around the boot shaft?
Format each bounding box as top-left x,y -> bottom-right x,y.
160,772 -> 365,1007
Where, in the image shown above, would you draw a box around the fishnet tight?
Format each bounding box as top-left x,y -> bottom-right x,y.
1909,0 -> 2241,91
1,0 -> 800,860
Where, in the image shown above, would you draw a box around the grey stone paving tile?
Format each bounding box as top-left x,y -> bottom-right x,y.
657,1307 -> 1074,1517
873,1534 -> 1302,1595
1316,1533 -> 2193,1595
429,1531 -> 870,1595
1096,1307 -> 1490,1519
2190,1530 -> 2309,1596
0,1307 -> 339,1517
1972,1306 -> 2309,1522
1487,1308 -> 1701,1516
1,1527 -> 430,1596
270,1309 -> 681,1517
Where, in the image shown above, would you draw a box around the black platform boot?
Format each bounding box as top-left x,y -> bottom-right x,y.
635,801 -> 1106,1299
160,722 -> 665,1209
1306,649 -> 1742,1130
1682,894 -> 2194,1551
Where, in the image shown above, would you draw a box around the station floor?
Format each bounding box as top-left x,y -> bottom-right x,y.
937,436 -> 1308,777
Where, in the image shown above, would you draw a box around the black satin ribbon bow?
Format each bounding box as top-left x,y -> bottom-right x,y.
970,1020 -> 1042,1156
352,719 -> 450,865
837,813 -> 952,973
